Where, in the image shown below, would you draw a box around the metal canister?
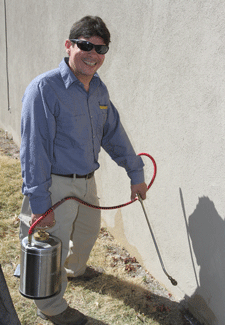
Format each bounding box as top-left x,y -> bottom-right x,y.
20,230 -> 62,299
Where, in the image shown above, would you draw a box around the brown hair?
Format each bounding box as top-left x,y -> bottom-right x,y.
69,16 -> 111,46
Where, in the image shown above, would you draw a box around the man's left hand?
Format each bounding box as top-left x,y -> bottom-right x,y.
131,182 -> 148,201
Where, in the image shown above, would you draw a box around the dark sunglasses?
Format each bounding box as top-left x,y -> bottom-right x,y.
70,39 -> 109,55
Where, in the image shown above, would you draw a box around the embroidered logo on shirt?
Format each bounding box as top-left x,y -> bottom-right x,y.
99,105 -> 108,109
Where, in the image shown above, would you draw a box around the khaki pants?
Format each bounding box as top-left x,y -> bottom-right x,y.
19,174 -> 101,316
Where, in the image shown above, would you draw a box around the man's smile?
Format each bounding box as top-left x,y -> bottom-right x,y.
82,59 -> 97,66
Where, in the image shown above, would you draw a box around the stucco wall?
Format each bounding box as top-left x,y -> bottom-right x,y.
1,0 -> 225,323
0,1 -> 9,134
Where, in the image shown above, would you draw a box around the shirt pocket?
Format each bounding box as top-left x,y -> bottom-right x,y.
55,113 -> 89,144
96,109 -> 108,141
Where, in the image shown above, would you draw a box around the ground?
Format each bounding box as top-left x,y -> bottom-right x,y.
0,128 -> 202,325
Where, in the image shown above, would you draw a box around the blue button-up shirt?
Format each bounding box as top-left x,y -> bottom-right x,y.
20,58 -> 144,214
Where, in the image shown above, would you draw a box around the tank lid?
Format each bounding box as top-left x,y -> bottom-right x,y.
34,230 -> 50,242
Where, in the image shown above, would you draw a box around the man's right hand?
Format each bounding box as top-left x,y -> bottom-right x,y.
31,210 -> 55,228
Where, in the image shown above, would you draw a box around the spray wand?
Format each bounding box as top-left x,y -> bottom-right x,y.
138,194 -> 177,286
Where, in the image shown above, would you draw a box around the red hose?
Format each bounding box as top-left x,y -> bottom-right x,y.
28,153 -> 157,235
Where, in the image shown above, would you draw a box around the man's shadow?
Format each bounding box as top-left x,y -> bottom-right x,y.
180,189 -> 225,324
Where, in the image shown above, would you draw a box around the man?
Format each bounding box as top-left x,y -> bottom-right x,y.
19,16 -> 147,325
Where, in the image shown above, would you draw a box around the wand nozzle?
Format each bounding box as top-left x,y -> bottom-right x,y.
168,276 -> 178,286
137,194 -> 178,286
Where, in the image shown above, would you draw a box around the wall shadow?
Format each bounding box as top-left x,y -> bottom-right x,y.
180,189 -> 225,324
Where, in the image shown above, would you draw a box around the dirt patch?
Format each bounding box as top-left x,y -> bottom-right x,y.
0,129 -> 20,159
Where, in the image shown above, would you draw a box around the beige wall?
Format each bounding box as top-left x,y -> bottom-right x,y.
1,1 -> 225,323
0,1 -> 9,135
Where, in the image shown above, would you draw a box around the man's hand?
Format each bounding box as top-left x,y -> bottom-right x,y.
31,210 -> 55,228
131,182 -> 148,201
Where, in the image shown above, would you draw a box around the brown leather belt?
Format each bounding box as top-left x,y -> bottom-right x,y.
52,171 -> 94,179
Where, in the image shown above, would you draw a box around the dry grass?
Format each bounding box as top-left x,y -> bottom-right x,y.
0,152 -> 186,325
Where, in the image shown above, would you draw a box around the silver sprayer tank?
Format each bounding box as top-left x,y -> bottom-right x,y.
20,231 -> 62,299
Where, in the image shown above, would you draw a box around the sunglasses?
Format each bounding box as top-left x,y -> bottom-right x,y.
70,39 -> 109,55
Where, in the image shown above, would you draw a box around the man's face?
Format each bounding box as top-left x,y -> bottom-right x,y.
65,36 -> 106,80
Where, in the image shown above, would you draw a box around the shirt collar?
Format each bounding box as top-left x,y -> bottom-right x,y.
59,57 -> 100,89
